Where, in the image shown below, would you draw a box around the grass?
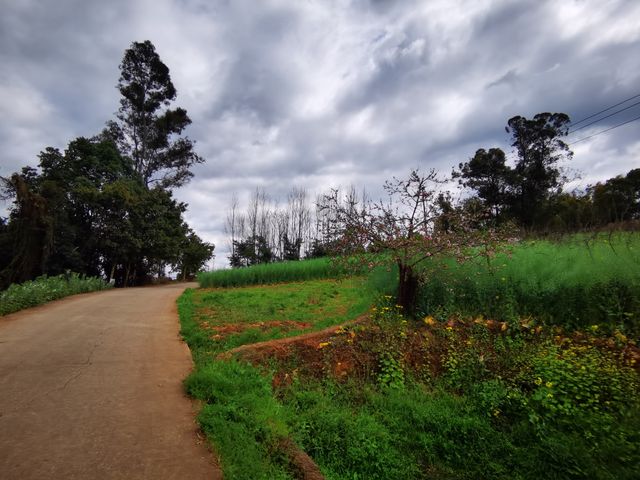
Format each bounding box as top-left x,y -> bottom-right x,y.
0,273 -> 112,316
187,277 -> 373,356
178,277 -> 376,479
180,285 -> 640,479
197,257 -> 367,288
407,232 -> 640,333
179,233 -> 640,479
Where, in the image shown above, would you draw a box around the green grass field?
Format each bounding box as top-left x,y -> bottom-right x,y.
179,277 -> 375,478
197,257 -> 367,288
406,232 -> 640,333
184,277 -> 373,357
179,233 -> 640,479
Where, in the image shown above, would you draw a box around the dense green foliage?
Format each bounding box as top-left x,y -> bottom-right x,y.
0,273 -> 111,316
453,113 -> 639,231
197,257 -> 365,288
106,40 -> 203,189
455,113 -> 572,228
412,233 -> 640,333
0,41 -> 212,288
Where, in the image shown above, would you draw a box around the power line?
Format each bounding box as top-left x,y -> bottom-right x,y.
504,114 -> 640,161
495,92 -> 640,163
568,99 -> 640,134
568,113 -> 640,146
570,92 -> 640,127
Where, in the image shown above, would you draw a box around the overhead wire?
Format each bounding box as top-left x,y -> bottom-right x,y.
569,92 -> 640,127
500,93 -> 640,161
568,99 -> 640,134
568,113 -> 640,146
467,92 -> 640,164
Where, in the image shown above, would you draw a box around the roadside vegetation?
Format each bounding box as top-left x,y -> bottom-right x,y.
179,233 -> 640,479
0,273 -> 112,316
0,41 -> 213,290
179,277 -> 375,478
412,232 -> 640,334
197,257 -> 366,288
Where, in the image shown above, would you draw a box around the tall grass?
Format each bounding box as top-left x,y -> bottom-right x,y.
198,257 -> 365,288
414,232 -> 640,332
0,273 -> 112,316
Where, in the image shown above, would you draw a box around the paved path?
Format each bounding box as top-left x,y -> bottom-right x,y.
0,284 -> 222,479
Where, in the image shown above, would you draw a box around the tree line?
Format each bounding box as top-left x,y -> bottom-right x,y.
225,113 -> 640,267
454,113 -> 639,230
224,111 -> 640,286
0,41 -> 213,289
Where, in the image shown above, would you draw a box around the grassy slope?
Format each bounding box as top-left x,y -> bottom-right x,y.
179,236 -> 640,479
190,277 -> 371,354
179,277 -> 375,479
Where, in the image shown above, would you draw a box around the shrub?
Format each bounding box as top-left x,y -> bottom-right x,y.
0,273 -> 112,315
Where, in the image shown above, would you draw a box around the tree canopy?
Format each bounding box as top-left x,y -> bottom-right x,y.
0,41 -> 212,289
455,113 -> 574,228
106,40 -> 204,190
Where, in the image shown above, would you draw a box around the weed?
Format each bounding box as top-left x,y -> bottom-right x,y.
179,248 -> 640,480
0,273 -> 112,315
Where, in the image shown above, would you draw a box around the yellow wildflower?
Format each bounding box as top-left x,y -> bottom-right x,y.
317,342 -> 331,349
535,377 -> 543,386
545,381 -> 554,388
614,331 -> 628,343
423,316 -> 436,326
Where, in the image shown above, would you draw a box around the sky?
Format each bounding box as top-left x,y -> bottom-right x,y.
1,0 -> 639,266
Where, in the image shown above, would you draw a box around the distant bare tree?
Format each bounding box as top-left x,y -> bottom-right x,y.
224,193 -> 240,262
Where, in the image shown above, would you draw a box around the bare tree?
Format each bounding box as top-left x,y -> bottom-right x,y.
320,170 -> 513,312
224,193 -> 240,262
285,187 -> 311,259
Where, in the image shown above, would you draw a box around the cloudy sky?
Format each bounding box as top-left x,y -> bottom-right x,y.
1,0 -> 639,265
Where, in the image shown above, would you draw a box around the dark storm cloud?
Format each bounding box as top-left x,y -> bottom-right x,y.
1,0 -> 639,261
205,3 -> 302,125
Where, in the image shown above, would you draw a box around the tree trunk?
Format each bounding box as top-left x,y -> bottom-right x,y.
397,262 -> 419,314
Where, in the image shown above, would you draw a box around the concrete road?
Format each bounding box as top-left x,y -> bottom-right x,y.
0,284 -> 222,479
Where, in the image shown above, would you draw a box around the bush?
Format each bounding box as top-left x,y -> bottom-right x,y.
0,273 -> 112,315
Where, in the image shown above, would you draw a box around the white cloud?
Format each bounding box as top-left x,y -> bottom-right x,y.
1,0 -> 639,263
